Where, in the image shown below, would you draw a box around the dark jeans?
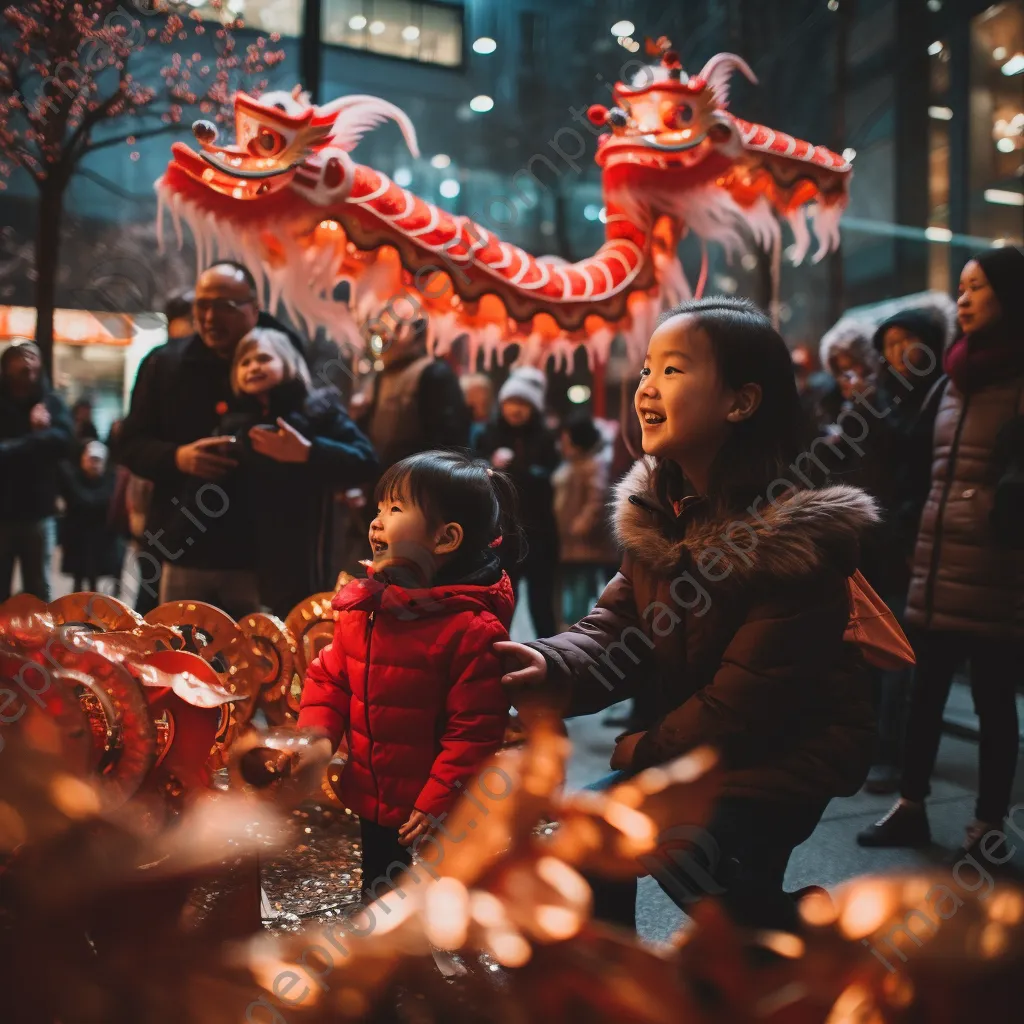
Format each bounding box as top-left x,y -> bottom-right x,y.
900,630 -> 1021,823
872,593 -> 911,769
509,531 -> 559,638
359,817 -> 413,904
585,772 -> 827,932
0,517 -> 54,602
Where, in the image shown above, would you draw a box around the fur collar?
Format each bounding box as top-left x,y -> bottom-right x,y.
611,457 -> 880,585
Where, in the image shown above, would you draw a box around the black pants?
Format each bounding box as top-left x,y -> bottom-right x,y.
588,790 -> 828,933
358,817 -> 413,903
508,530 -> 559,638
900,630 -> 1021,823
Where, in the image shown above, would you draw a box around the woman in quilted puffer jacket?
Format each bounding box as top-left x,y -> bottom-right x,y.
298,451 -> 517,901
858,245 -> 1024,861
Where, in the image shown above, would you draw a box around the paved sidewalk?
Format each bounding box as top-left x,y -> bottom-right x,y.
564,701 -> 1024,943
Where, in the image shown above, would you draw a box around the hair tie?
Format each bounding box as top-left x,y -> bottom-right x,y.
489,535 -> 503,548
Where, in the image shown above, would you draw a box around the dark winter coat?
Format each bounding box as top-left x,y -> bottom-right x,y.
475,415 -> 561,540
218,379 -> 378,616
530,458 -> 879,804
116,333 -> 279,570
0,381 -> 74,522
298,553 -> 513,827
906,371 -> 1024,637
58,468 -> 123,580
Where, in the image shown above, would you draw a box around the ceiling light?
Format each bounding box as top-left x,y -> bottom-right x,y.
927,0 -> 942,9
439,178 -> 460,199
583,203 -> 600,221
401,25 -> 420,42
1002,54 -> 1024,75
473,36 -> 497,55
393,167 -> 412,187
567,385 -> 591,404
925,226 -> 952,242
368,20 -> 386,36
827,0 -> 839,10
348,14 -> 367,30
993,46 -> 1007,60
928,105 -> 953,120
996,137 -> 1016,153
610,20 -> 634,36
430,153 -> 451,169
984,188 -> 1023,206
928,40 -> 943,56
469,95 -> 494,113
842,147 -> 857,161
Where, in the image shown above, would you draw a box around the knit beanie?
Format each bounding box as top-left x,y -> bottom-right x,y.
498,366 -> 547,414
971,245 -> 1024,333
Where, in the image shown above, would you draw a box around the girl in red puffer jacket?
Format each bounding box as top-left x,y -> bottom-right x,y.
298,451 -> 517,901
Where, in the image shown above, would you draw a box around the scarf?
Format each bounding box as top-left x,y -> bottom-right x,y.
943,328 -> 1024,394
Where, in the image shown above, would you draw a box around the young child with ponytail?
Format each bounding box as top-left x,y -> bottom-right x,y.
298,451 -> 518,897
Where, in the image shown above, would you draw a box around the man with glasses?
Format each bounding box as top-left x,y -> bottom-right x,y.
117,262 -> 306,617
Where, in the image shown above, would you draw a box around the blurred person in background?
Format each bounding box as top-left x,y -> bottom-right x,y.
59,440 -> 123,595
552,414 -> 617,627
856,296 -> 955,793
475,366 -> 561,637
117,262 -> 305,618
461,372 -> 495,450
340,317 -> 469,574
70,397 -> 99,450
165,290 -> 195,340
819,317 -> 880,416
859,246 -> 1024,861
0,341 -> 74,601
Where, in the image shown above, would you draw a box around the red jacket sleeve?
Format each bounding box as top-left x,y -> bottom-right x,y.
297,621 -> 350,750
415,613 -> 510,818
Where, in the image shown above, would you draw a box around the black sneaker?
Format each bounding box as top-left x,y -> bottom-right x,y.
947,821 -> 1019,873
857,802 -> 931,848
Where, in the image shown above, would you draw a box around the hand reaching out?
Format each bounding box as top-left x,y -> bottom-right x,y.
398,809 -> 430,846
493,640 -> 548,688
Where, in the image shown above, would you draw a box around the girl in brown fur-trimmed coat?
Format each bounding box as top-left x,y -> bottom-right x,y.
497,298 -> 910,933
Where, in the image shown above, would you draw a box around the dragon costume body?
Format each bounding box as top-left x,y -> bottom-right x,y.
157,42 -> 851,364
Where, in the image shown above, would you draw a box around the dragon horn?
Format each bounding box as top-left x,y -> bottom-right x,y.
315,94 -> 420,158
696,53 -> 758,108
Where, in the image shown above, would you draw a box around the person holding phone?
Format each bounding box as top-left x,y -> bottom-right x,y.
117,262 -> 307,617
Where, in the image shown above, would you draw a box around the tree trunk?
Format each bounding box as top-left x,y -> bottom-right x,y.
33,177 -> 67,376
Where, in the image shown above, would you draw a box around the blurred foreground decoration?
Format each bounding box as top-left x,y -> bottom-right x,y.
0,585 -> 346,819
157,37 -> 851,369
3,595 -> 1024,1023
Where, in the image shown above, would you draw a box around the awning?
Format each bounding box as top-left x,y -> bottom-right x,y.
0,305 -> 137,346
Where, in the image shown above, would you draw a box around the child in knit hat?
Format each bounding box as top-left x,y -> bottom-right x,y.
474,366 -> 561,637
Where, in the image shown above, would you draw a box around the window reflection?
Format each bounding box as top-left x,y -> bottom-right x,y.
322,0 -> 463,68
969,3 -> 1024,245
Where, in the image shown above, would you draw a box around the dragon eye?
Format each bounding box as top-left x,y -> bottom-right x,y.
662,102 -> 694,130
249,127 -> 285,157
